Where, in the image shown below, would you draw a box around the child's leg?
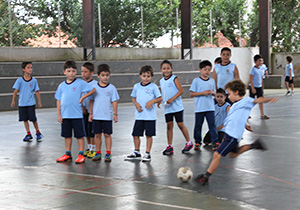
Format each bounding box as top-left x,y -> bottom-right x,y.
259,103 -> 265,116
166,121 -> 174,145
194,113 -> 205,144
229,145 -> 252,158
206,151 -> 222,174
285,81 -> 290,91
291,82 -> 294,92
24,121 -> 30,132
32,121 -> 40,132
65,137 -> 72,151
94,133 -> 102,152
177,122 -> 191,142
104,134 -> 112,152
146,136 -> 153,153
77,137 -> 85,151
133,136 -> 141,151
206,112 -> 218,145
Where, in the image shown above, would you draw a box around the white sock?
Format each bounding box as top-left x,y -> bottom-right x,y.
88,144 -> 92,150
92,145 -> 96,151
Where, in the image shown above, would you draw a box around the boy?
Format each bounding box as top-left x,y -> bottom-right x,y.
11,62 -> 43,142
88,64 -> 119,162
55,60 -> 96,164
195,79 -> 278,185
284,56 -> 294,96
203,88 -> 230,145
125,66 -> 162,162
249,54 -> 270,119
190,60 -> 219,151
212,47 -> 240,104
81,62 -> 98,158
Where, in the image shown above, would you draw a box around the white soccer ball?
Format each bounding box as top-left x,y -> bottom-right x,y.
177,166 -> 193,182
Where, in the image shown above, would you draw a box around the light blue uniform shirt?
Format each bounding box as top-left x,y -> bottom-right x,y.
82,79 -> 98,113
189,77 -> 216,112
215,102 -> 230,132
214,62 -> 236,89
12,77 -> 40,107
250,66 -> 264,88
160,75 -> 184,114
55,78 -> 94,119
224,97 -> 256,141
90,83 -> 119,121
131,82 -> 161,120
286,63 -> 294,77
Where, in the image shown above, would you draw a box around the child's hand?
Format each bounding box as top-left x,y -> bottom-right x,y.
113,115 -> 118,123
211,91 -> 216,96
79,97 -> 84,104
135,103 -> 143,112
245,124 -> 253,132
11,101 -> 15,107
203,90 -> 214,96
38,102 -> 42,108
157,101 -> 161,108
145,101 -> 154,109
270,97 -> 279,103
290,76 -> 292,80
251,87 -> 256,94
166,99 -> 173,104
88,114 -> 93,122
57,115 -> 63,123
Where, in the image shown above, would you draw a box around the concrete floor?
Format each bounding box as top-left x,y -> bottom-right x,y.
1,89 -> 300,210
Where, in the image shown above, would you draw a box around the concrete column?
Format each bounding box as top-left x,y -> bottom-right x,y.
181,0 -> 192,59
259,0 -> 271,68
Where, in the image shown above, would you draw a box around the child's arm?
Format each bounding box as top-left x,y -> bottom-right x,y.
234,66 -> 240,79
88,100 -> 94,122
132,97 -> 143,112
190,90 -> 215,97
249,74 -> 257,94
289,67 -> 293,80
35,91 -> 42,108
166,78 -> 184,104
56,100 -> 63,123
11,89 -> 18,107
226,105 -> 231,114
145,96 -> 162,109
254,97 -> 278,104
79,88 -> 96,104
212,68 -> 217,90
112,101 -> 118,123
217,124 -> 224,131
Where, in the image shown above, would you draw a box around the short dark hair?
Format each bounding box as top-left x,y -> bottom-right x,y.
199,60 -> 212,69
82,62 -> 94,72
214,57 -> 222,64
64,60 -> 77,70
286,56 -> 293,63
21,62 -> 32,69
254,54 -> 262,62
140,65 -> 154,76
97,64 -> 110,75
221,47 -> 231,54
225,79 -> 246,96
160,60 -> 173,68
216,88 -> 226,95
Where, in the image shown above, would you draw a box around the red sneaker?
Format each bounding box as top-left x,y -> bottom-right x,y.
56,154 -> 72,162
75,154 -> 85,164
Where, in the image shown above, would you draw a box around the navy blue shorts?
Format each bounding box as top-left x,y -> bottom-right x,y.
83,113 -> 94,138
93,120 -> 112,135
216,133 -> 239,156
132,120 -> 156,137
285,76 -> 294,84
165,110 -> 184,123
61,119 -> 86,138
249,86 -> 263,98
19,105 -> 37,122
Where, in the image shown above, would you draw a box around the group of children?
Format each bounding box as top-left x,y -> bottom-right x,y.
12,47 -> 286,184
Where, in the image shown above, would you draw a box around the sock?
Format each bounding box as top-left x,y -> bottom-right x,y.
187,141 -> 192,145
134,150 -> 140,154
88,144 -> 92,150
168,144 -> 173,147
96,151 -> 101,154
36,130 -> 41,134
66,151 -> 71,156
205,171 -> 212,177
146,151 -> 150,154
106,151 -> 111,155
92,145 -> 96,151
78,151 -> 84,156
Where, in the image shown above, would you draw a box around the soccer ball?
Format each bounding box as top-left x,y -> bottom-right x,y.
177,166 -> 193,182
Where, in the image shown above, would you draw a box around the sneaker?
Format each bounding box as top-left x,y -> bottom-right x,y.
124,151 -> 142,160
261,115 -> 270,120
251,139 -> 267,151
195,174 -> 209,185
87,151 -> 96,158
182,142 -> 193,153
83,149 -> 90,157
23,134 -> 33,142
194,143 -> 200,150
56,154 -> 72,162
75,154 -> 85,164
162,145 -> 174,155
142,153 -> 151,162
212,143 -> 220,151
104,154 -> 112,162
92,153 -> 102,161
36,132 -> 43,142
285,90 -> 290,96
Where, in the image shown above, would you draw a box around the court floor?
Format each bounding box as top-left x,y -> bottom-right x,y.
0,89 -> 299,210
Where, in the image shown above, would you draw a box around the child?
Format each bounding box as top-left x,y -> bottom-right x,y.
11,62 -> 43,142
195,79 -> 278,185
81,62 -> 98,158
214,57 -> 222,65
203,88 -> 230,145
159,60 -> 193,155
190,60 -> 219,151
125,65 -> 162,162
55,60 -> 96,164
88,64 -> 119,162
284,56 -> 294,96
260,58 -> 269,89
249,54 -> 270,119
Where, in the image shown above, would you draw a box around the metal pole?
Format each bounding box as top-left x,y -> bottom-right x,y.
98,3 -> 102,47
141,5 -> 144,46
239,10 -> 241,47
210,10 -> 213,47
8,0 -> 13,47
58,1 -> 61,48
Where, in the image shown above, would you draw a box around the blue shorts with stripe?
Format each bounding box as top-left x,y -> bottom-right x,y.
216,133 -> 238,156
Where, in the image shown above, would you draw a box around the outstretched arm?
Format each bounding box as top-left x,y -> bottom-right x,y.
254,97 -> 278,104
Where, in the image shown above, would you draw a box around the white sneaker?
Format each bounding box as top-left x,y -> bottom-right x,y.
142,153 -> 151,162
124,151 -> 142,161
285,90 -> 290,96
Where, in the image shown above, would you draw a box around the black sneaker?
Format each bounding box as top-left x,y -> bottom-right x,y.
124,151 -> 142,160
162,145 -> 174,155
142,153 -> 151,162
212,142 -> 220,151
252,139 -> 267,151
285,90 -> 291,96
23,134 -> 33,142
195,174 -> 209,185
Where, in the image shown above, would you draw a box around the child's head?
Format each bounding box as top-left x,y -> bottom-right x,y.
216,88 -> 226,104
97,64 -> 110,84
81,62 -> 94,80
225,79 -> 246,102
63,60 -> 77,80
286,56 -> 293,63
199,60 -> 212,79
214,57 -> 222,65
160,60 -> 173,78
220,47 -> 231,63
254,54 -> 263,66
139,65 -> 153,84
21,62 -> 33,75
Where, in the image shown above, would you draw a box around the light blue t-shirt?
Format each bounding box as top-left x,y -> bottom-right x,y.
55,78 -> 94,119
189,77 -> 216,112
131,82 -> 161,120
160,75 -> 184,114
260,64 -> 268,79
82,79 -> 98,113
214,62 -> 236,89
215,102 -> 230,132
286,63 -> 294,77
90,83 -> 119,120
12,77 -> 40,107
250,66 -> 264,88
224,97 -> 256,141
